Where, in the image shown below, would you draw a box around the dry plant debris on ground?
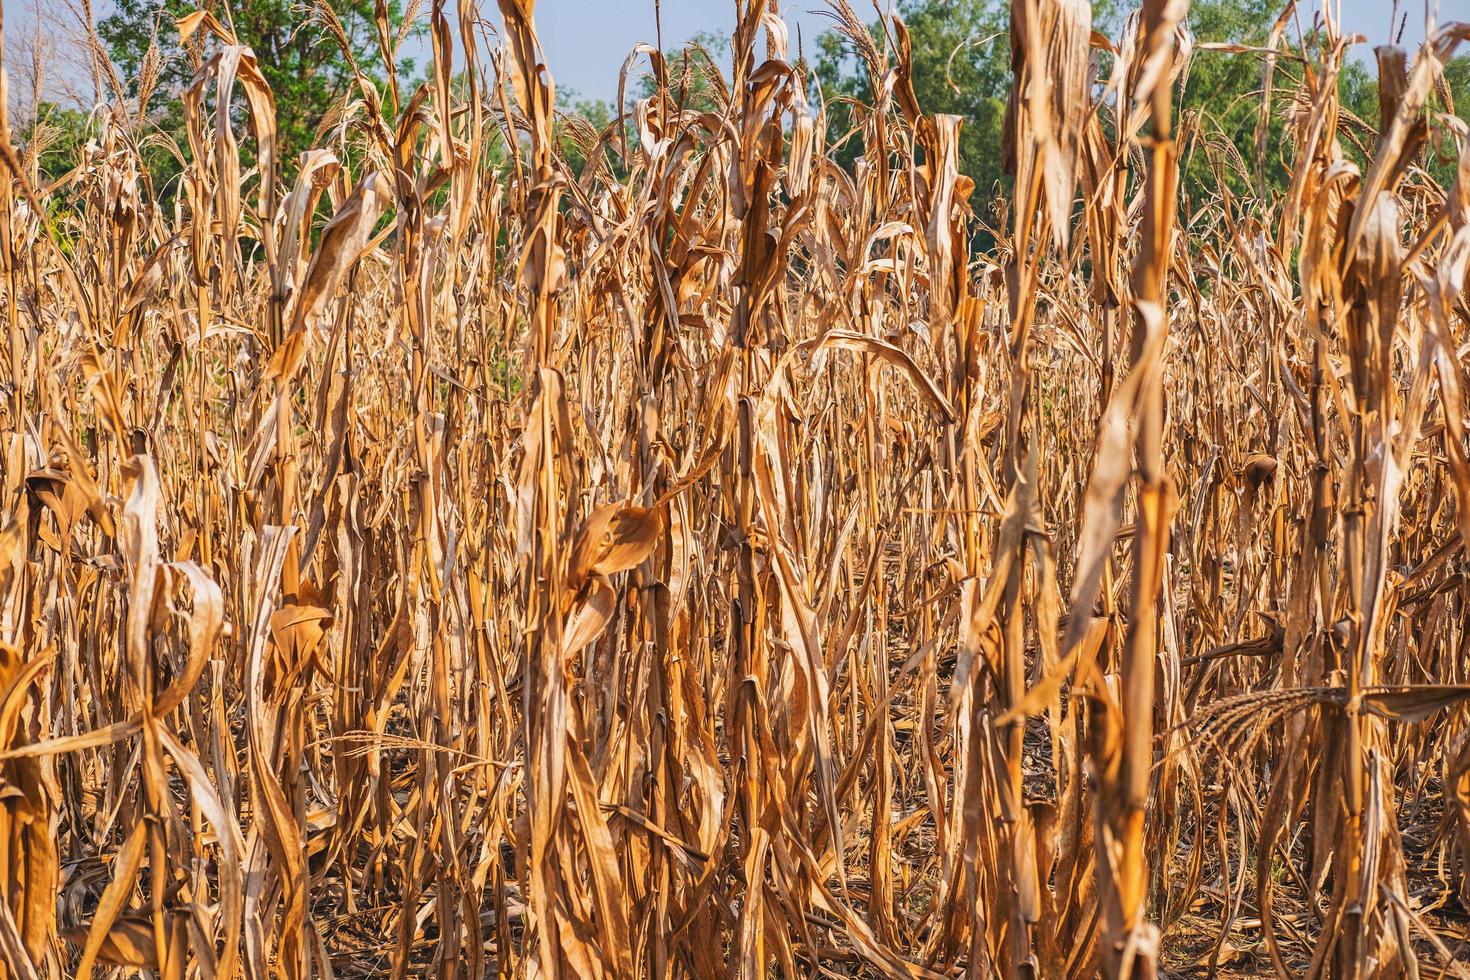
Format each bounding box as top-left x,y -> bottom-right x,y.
0,0 -> 1468,976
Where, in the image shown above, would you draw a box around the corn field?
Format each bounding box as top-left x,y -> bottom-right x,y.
0,0 -> 1468,975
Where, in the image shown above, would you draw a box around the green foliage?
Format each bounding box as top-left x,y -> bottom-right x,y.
809,0 -> 1468,235
812,0 -> 1011,228
557,88 -> 615,179
811,0 -> 1125,237
1178,0 -> 1280,202
1333,48 -> 1469,187
639,30 -> 730,116
21,102 -> 93,184
1184,7 -> 1468,206
99,0 -> 412,182
1431,55 -> 1470,180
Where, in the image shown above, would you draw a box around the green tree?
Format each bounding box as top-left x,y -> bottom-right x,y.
556,88 -> 616,179
812,0 -> 1012,227
637,30 -> 730,116
1332,44 -> 1469,188
99,0 -> 412,180
20,102 -> 92,185
811,0 -> 1125,236
810,0 -> 1467,232
1175,0 -> 1467,202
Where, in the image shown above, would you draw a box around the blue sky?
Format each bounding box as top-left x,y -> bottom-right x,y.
488,1 -> 1434,103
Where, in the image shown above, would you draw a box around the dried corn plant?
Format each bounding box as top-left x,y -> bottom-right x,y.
0,0 -> 1466,976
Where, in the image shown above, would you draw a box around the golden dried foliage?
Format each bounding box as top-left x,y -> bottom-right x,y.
0,0 -> 1466,977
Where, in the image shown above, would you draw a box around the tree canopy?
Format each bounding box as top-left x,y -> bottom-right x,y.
98,0 -> 412,178
25,0 -> 1470,221
808,0 -> 1467,230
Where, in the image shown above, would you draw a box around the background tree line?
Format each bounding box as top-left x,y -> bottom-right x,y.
21,0 -> 1469,223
